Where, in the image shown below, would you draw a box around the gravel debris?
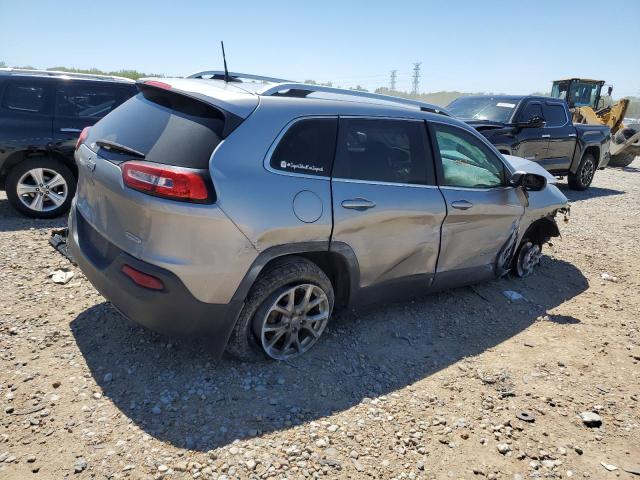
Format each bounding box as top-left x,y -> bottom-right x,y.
1,163 -> 640,477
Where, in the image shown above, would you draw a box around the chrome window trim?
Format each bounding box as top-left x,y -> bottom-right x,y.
439,185 -> 513,192
339,115 -> 427,122
332,177 -> 439,189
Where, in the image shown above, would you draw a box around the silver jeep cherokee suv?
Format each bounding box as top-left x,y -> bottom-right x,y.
69,72 -> 569,361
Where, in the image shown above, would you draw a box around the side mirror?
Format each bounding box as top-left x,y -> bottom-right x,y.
517,115 -> 545,128
510,171 -> 547,191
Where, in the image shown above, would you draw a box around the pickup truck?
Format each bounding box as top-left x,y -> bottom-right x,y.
447,95 -> 611,190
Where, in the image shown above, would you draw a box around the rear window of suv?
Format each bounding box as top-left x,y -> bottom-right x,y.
86,88 -> 225,169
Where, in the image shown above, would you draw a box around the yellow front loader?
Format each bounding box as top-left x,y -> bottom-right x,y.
551,78 -> 640,167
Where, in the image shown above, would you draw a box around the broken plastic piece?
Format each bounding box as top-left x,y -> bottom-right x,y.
601,462 -> 618,472
503,290 -> 525,301
51,269 -> 74,284
49,227 -> 76,264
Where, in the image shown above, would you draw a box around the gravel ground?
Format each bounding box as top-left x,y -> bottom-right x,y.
1,161 -> 639,479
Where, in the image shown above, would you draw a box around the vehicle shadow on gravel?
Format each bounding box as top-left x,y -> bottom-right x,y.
557,184 -> 624,202
71,257 -> 588,452
0,197 -> 66,232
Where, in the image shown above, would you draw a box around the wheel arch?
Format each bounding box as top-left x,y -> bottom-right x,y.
231,241 -> 359,311
521,216 -> 560,246
570,144 -> 600,174
0,149 -> 77,189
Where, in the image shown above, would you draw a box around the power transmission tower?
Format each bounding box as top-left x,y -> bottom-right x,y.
411,62 -> 421,95
390,70 -> 397,91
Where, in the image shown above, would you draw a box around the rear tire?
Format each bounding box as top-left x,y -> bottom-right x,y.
568,153 -> 596,191
5,157 -> 76,218
609,152 -> 636,168
226,257 -> 334,362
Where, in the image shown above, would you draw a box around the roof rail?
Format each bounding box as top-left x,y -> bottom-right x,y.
186,70 -> 292,83
258,83 -> 450,115
0,67 -> 135,83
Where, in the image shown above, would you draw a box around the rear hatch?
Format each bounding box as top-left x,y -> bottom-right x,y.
73,80 -> 256,260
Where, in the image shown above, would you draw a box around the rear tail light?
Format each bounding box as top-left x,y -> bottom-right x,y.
75,127 -> 90,151
121,161 -> 209,201
121,264 -> 164,290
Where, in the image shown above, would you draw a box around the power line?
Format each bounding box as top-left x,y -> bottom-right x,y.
411,62 -> 421,95
390,70 -> 397,91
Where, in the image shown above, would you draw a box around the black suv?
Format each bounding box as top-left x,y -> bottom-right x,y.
0,69 -> 137,218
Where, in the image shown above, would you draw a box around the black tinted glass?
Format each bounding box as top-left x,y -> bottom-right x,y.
87,90 -> 225,169
520,102 -> 543,122
270,118 -> 338,176
333,118 -> 433,185
56,83 -> 131,118
543,104 -> 567,127
2,81 -> 48,113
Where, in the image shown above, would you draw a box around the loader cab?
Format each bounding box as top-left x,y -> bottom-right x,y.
551,78 -> 606,110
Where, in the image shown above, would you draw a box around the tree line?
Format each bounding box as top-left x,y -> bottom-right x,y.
1,61 -> 638,118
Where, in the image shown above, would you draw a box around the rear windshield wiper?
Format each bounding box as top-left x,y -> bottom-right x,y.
95,139 -> 146,159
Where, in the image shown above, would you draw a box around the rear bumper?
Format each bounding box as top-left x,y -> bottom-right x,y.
68,202 -> 243,356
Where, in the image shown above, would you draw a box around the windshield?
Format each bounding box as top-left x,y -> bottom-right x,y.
551,81 -> 601,108
447,97 -> 518,123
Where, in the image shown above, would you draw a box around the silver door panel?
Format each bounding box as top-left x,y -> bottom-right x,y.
331,180 -> 446,288
437,186 -> 525,273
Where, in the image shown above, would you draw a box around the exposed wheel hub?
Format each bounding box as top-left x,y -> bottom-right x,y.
516,241 -> 542,278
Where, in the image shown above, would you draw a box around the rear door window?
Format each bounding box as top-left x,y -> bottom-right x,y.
1,80 -> 51,114
332,118 -> 434,185
543,103 -> 567,127
55,82 -> 131,119
86,89 -> 225,169
269,118 -> 338,176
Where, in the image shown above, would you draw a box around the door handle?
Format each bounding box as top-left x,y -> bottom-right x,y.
541,134 -> 551,138
60,128 -> 82,133
568,133 -> 577,137
451,200 -> 473,210
341,198 -> 376,211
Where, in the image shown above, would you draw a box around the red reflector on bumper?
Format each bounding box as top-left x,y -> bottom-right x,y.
121,264 -> 164,291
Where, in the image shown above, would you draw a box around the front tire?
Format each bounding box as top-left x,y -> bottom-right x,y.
513,240 -> 542,278
568,153 -> 596,191
5,157 -> 76,218
227,257 -> 334,361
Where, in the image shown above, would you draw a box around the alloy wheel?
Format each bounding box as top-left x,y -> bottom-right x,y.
516,241 -> 542,277
580,158 -> 595,187
16,168 -> 68,213
259,284 -> 330,360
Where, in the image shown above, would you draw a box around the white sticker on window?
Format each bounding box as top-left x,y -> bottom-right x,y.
496,102 -> 516,108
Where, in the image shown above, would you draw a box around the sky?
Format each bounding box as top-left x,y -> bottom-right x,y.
1,0 -> 639,97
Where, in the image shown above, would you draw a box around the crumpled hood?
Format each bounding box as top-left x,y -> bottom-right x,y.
502,154 -> 558,184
